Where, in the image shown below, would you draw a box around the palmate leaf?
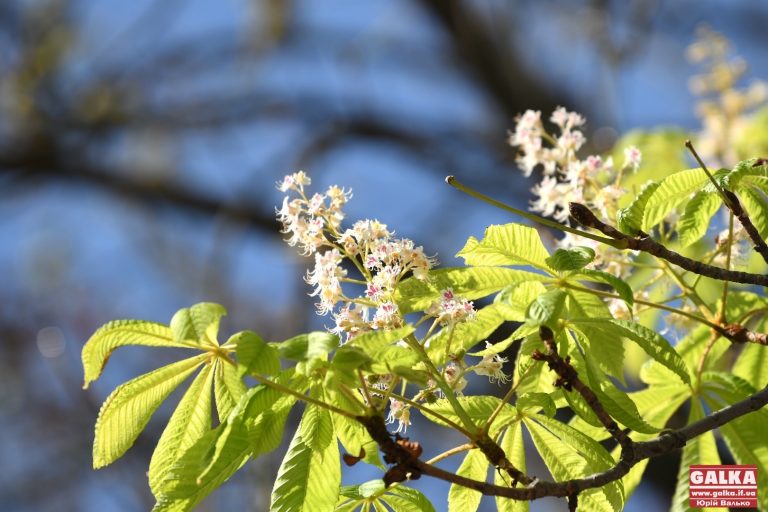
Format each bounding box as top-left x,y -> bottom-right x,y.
82,319 -> 198,388
495,422 -> 529,512
448,449 -> 488,512
677,191 -> 721,247
232,330 -> 281,377
170,302 -> 226,347
270,402 -> 341,512
641,168 -> 709,230
395,267 -> 546,314
701,372 -> 768,509
93,354 -> 206,468
670,400 -> 721,512
456,223 -> 551,272
336,481 -> 435,512
153,377 -> 302,512
148,362 -> 214,494
570,318 -> 691,385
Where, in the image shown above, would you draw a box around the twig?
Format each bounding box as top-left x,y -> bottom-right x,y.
533,326 -> 632,450
568,203 -> 768,287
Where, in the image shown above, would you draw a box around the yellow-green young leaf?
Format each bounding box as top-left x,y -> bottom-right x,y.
642,168 -> 709,230
232,330 -> 281,377
426,303 -> 507,364
495,423 -> 529,512
525,289 -> 567,329
566,288 -> 611,318
380,487 -> 436,512
395,267 -> 546,314
326,388 -> 383,469
571,318 -> 691,385
494,281 -> 548,322
516,392 -> 556,418
274,331 -> 339,361
93,354 -> 206,468
574,270 -> 634,306
152,381 -> 300,512
270,409 -> 341,512
640,324 -> 726,387
301,397 -> 334,452
724,157 -> 768,189
448,449 -> 488,512
422,396 -> 516,435
213,358 -> 246,421
170,302 -> 226,347
82,319 -> 195,388
677,191 -> 721,247
738,185 -> 768,240
671,400 -> 721,512
369,345 -> 419,375
617,180 -> 661,235
733,342 -> 768,390
569,322 -> 625,383
347,325 -> 415,352
702,372 -> 768,509
456,224 -> 551,272
524,420 -> 619,512
545,247 -> 595,271
148,363 -> 214,494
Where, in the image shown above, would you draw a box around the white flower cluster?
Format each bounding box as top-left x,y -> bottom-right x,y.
509,107 -> 641,224
426,288 -> 476,327
277,172 -> 437,340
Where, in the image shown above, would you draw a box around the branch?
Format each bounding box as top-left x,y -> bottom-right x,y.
569,202 -> 768,287
360,382 -> 768,500
533,326 -> 632,450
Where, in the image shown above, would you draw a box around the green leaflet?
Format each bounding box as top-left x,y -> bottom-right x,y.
566,287 -> 611,318
148,363 -> 214,494
379,487 -> 436,512
426,302 -> 507,363
569,322 -> 625,382
574,270 -> 634,306
642,168 -> 709,230
495,423 -> 529,512
525,289 -> 567,329
701,372 -> 768,509
448,449 -> 487,512
153,380 -> 300,512
395,267 -> 546,314
733,342 -> 768,390
724,157 -> 768,189
336,482 -> 435,512
82,319 -> 195,388
677,191 -> 721,247
469,323 -> 536,357
422,396 -> 516,435
270,405 -> 341,512
170,302 -> 226,348
213,357 -> 247,421
93,354 -> 206,468
274,331 -> 339,361
515,392 -> 556,418
570,318 -> 691,385
738,185 -> 768,240
616,180 -> 661,235
494,281 -> 548,321
670,400 -> 721,512
524,419 -> 622,512
456,223 -> 551,272
347,325 -> 415,352
301,398 -> 334,452
545,247 -> 595,271
233,330 -> 281,377
326,388 -> 382,468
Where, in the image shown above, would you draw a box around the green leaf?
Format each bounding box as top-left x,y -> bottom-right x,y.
233,330 -> 281,377
213,358 -> 246,421
515,392 -> 556,417
331,345 -> 374,373
617,180 -> 661,235
275,331 -> 339,361
525,289 -> 567,329
495,423 -> 529,512
369,345 -> 420,375
670,400 -> 721,512
677,191 -> 721,247
642,168 -> 709,230
381,487 -> 436,512
575,270 -> 634,306
733,342 -> 768,390
448,449 -> 487,512
456,224 -> 551,272
570,318 -> 691,385
347,325 -> 415,352
701,372 -> 768,509
148,363 -> 214,494
738,185 -> 768,240
170,302 -> 226,347
569,320 -> 625,382
724,157 -> 768,189
546,247 -> 595,271
326,388 -> 383,469
494,281 -> 549,321
562,388 -> 603,429
93,354 -> 206,468
270,406 -> 341,512
524,419 -> 621,512
153,378 -> 301,511
426,303 -> 508,364
82,319 -> 195,388
301,398 -> 334,452
395,267 -> 546,314
422,396 -> 516,435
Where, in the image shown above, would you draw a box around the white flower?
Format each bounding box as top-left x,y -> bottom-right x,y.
427,289 -> 476,326
444,363 -> 467,394
623,146 -> 642,171
373,301 -> 402,330
473,342 -> 510,384
386,399 -> 411,433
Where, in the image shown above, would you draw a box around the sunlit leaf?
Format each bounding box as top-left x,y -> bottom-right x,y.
448,449 -> 487,512
456,224 -> 551,272
170,302 -> 226,347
